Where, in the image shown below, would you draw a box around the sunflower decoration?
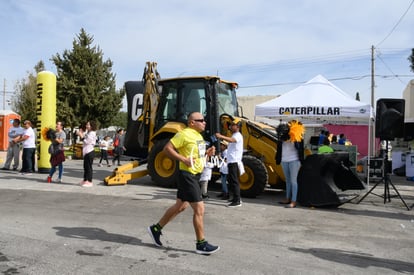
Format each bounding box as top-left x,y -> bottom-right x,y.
288,120 -> 305,142
41,127 -> 56,142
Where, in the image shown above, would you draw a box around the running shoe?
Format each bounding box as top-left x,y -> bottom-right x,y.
147,225 -> 163,247
195,241 -> 220,255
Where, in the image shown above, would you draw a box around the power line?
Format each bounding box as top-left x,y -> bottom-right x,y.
238,74 -> 413,89
165,49 -> 373,77
163,47 -> 413,94
376,52 -> 406,84
167,48 -> 411,80
376,0 -> 414,47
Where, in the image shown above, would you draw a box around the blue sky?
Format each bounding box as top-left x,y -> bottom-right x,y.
1,0 -> 413,110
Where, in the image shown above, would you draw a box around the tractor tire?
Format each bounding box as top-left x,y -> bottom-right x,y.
239,155 -> 268,198
147,139 -> 179,188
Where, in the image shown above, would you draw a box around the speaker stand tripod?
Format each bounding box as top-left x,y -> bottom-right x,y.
357,142 -> 411,211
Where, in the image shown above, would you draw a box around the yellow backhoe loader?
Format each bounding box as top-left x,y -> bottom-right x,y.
105,62 -> 285,197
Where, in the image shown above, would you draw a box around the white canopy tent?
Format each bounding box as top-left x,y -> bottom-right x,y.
254,75 -> 375,185
254,75 -> 373,124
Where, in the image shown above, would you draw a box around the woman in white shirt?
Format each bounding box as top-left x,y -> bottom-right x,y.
77,121 -> 97,187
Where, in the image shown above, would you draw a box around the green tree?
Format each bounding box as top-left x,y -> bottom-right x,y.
355,92 -> 360,101
51,28 -> 124,129
111,111 -> 128,129
409,48 -> 414,73
12,61 -> 45,124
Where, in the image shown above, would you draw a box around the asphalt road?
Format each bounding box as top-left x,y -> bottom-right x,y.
0,158 -> 413,274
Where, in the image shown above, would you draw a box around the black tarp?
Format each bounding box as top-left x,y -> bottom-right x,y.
124,81 -> 148,158
297,152 -> 366,207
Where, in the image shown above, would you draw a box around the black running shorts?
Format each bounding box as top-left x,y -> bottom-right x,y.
177,170 -> 202,203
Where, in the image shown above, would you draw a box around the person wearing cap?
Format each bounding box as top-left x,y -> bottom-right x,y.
216,120 -> 244,207
2,118 -> 24,171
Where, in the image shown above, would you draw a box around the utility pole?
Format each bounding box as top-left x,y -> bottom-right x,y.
371,45 -> 375,108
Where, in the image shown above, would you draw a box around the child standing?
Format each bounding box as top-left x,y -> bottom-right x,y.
98,136 -> 111,167
217,140 -> 229,200
199,159 -> 214,200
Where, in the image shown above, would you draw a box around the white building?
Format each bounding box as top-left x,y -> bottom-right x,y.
403,79 -> 414,122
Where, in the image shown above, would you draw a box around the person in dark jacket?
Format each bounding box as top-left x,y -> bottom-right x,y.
112,128 -> 126,166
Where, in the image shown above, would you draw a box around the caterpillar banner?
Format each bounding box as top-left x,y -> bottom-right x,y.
36,71 -> 56,173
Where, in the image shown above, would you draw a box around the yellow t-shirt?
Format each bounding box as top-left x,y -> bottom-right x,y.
170,127 -> 206,174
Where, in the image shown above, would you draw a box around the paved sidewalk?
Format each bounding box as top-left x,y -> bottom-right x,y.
1,150 -> 413,208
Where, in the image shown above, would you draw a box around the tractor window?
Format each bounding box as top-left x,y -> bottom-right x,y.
181,83 -> 207,119
157,80 -> 207,122
163,92 -> 177,120
156,85 -> 178,123
217,83 -> 238,117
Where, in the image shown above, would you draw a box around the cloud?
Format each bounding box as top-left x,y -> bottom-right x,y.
0,0 -> 413,106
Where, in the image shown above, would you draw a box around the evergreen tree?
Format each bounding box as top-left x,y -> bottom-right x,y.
51,28 -> 124,128
12,61 -> 45,125
409,48 -> 414,73
111,111 -> 128,129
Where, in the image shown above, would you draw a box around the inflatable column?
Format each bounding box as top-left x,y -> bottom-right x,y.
36,71 -> 56,173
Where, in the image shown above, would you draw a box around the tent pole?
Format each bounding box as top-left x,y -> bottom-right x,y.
367,117 -> 372,186
370,45 -> 376,157
366,45 -> 376,186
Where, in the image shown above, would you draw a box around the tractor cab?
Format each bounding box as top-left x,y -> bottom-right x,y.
155,76 -> 239,146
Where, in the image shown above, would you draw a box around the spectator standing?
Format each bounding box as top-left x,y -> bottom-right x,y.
318,130 -> 326,145
16,120 -> 36,175
77,121 -> 97,187
47,121 -> 66,183
98,136 -> 111,167
276,121 -> 305,208
112,129 -> 125,166
199,159 -> 214,199
216,120 -> 244,207
338,133 -> 346,145
2,119 -> 24,171
217,140 -> 229,200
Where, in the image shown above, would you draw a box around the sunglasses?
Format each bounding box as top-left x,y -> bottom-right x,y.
193,119 -> 205,123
